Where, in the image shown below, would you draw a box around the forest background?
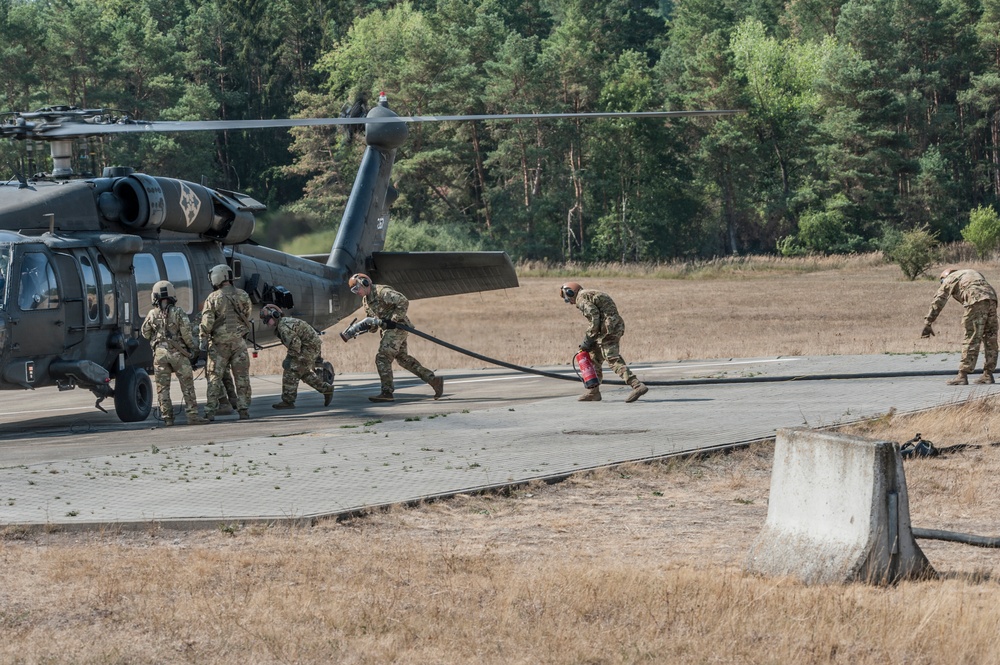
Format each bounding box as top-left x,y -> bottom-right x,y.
2,0 -> 999,264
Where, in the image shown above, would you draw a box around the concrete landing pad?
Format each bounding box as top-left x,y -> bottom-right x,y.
0,353 -> 990,529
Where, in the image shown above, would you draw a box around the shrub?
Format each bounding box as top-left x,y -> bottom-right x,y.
962,205 -> 1000,258
778,208 -> 870,256
881,226 -> 939,280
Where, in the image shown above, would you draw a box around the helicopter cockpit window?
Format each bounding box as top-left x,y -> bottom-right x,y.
134,253 -> 160,317
80,255 -> 100,321
18,252 -> 60,311
0,245 -> 9,309
162,252 -> 194,313
97,256 -> 115,321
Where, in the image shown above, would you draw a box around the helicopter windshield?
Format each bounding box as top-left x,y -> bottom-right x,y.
0,243 -> 9,310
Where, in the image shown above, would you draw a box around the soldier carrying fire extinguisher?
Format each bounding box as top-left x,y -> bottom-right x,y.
561,283 -> 648,403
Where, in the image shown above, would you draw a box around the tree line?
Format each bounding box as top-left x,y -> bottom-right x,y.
3,0 -> 1000,263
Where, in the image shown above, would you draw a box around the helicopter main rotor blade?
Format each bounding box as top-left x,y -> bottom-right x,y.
36,109 -> 743,139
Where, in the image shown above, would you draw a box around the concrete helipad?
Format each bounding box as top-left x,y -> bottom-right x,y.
0,352 -> 990,529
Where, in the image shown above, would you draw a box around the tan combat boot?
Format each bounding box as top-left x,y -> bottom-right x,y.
429,376 -> 444,400
186,413 -> 209,425
578,387 -> 602,401
626,381 -> 649,403
975,372 -> 996,384
947,372 -> 969,385
322,384 -> 335,406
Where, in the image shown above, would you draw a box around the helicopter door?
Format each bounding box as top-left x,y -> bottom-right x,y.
52,252 -> 86,348
9,248 -> 63,358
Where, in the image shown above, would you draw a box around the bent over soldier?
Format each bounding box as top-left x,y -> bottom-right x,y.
140,280 -> 207,426
560,283 -> 648,403
348,273 -> 443,403
922,268 -> 999,385
200,264 -> 253,419
261,305 -> 334,409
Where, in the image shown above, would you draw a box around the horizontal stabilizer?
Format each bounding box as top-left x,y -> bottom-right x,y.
368,251 -> 518,300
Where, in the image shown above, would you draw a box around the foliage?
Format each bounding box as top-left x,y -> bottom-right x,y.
880,226 -> 940,281
7,0 -> 1000,262
962,205 -> 1000,258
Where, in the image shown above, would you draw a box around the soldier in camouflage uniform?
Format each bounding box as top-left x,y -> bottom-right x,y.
200,264 -> 253,419
140,280 -> 207,426
260,304 -> 334,409
348,273 -> 444,402
560,282 -> 648,403
191,311 -> 239,414
922,267 -> 999,385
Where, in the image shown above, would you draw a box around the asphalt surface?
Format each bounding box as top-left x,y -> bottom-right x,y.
0,352 -> 991,530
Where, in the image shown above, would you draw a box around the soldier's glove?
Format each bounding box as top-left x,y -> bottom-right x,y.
921,324 -> 935,338
580,336 -> 596,352
381,318 -> 397,330
281,358 -> 291,371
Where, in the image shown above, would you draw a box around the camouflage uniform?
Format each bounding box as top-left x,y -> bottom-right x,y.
363,284 -> 437,396
191,312 -> 238,411
925,269 -> 999,377
274,316 -> 333,405
575,289 -> 646,398
140,304 -> 201,425
200,284 -> 253,417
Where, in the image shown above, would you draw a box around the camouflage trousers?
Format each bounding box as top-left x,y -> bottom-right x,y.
152,347 -> 199,420
959,299 -> 999,374
282,352 -> 329,403
375,329 -> 434,394
205,337 -> 252,413
593,334 -> 639,387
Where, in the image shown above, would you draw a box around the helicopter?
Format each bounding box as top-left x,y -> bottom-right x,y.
0,97 -> 739,423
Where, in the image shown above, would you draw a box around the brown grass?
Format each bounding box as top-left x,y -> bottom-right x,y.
257,253 -> 967,375
6,254 -> 1000,664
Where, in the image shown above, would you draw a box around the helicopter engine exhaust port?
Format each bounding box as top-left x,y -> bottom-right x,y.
99,174 -> 256,244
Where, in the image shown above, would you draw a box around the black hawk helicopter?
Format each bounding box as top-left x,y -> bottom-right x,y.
0,97 -> 739,422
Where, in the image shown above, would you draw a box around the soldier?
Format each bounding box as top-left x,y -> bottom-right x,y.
260,304 -> 335,409
199,264 -> 253,419
140,280 -> 207,426
348,273 -> 443,402
560,282 -> 648,403
922,267 -> 999,385
191,310 -> 239,415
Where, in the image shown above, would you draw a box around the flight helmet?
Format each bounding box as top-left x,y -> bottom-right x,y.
349,273 -> 372,294
151,280 -> 176,305
209,263 -> 233,287
260,304 -> 283,326
560,282 -> 582,304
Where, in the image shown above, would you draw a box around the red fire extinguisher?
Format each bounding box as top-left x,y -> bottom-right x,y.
574,350 -> 600,389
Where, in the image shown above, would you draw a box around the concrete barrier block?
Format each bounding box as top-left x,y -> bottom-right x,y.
744,427 -> 934,585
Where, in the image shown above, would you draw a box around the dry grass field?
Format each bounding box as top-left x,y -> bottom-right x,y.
6,254 -> 1000,663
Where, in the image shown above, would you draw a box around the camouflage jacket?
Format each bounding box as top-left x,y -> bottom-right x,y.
576,289 -> 625,339
363,284 -> 413,328
925,269 -> 998,324
141,304 -> 196,355
275,316 -> 321,358
200,284 -> 252,344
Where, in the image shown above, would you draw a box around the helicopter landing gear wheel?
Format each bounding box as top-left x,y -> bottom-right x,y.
114,367 -> 153,422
